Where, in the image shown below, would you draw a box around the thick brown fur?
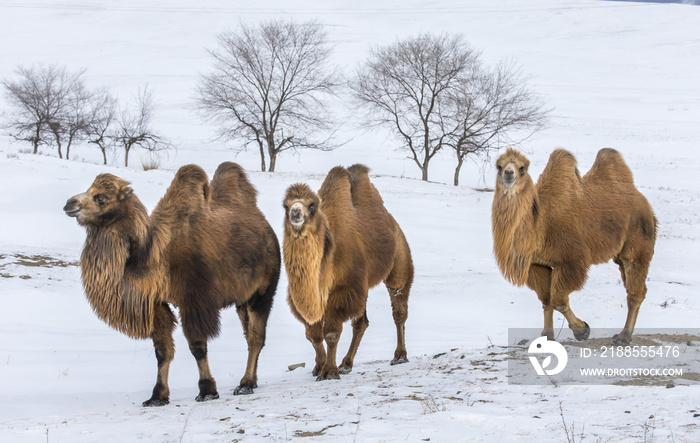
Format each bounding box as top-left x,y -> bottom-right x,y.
64,162 -> 280,405
283,165 -> 414,380
492,147 -> 657,344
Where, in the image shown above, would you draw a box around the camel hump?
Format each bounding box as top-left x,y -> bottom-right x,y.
347,163 -> 385,207
318,166 -> 352,203
211,162 -> 258,206
175,164 -> 209,185
172,164 -> 211,203
584,148 -> 634,184
548,149 -> 578,169
540,148 -> 580,181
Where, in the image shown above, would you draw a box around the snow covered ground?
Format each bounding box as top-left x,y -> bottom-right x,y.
1,1 -> 699,441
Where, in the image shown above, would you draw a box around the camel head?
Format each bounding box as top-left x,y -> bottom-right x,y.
495,147 -> 531,192
64,173 -> 134,226
283,183 -> 323,236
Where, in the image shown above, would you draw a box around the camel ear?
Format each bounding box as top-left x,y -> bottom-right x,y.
118,186 -> 134,201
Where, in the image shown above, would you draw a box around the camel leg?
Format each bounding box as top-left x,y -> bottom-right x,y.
388,286 -> 410,365
613,257 -> 627,287
143,303 -> 177,407
317,317 -> 343,381
182,336 -> 218,402
613,259 -> 650,345
180,308 -> 219,402
233,290 -> 272,395
550,265 -> 590,341
384,245 -> 413,365
527,265 -> 554,340
339,311 -> 369,374
305,321 -> 326,377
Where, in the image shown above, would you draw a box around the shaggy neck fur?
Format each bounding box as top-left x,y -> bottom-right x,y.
491,176 -> 540,286
80,198 -> 164,339
283,212 -> 333,325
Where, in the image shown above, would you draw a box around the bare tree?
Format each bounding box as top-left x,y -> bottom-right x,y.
114,85 -> 172,167
444,60 -> 549,186
2,64 -> 82,156
85,90 -> 118,165
197,20 -> 340,172
46,71 -> 94,160
349,33 -> 548,184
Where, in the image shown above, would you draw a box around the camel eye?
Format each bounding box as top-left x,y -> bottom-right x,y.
283,204 -> 289,213
308,203 -> 316,215
94,194 -> 107,205
497,165 -> 503,174
519,166 -> 525,175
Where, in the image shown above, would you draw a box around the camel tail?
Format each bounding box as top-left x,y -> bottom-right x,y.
211,162 -> 258,206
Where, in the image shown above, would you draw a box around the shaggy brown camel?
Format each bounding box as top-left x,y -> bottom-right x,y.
282,165 -> 414,380
492,148 -> 657,345
64,162 -> 280,406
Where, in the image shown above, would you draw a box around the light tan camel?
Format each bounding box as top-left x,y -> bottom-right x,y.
492,148 -> 657,344
282,165 -> 414,380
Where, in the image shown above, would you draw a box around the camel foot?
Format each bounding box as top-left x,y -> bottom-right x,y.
612,333 -> 631,346
541,329 -> 555,341
195,393 -> 220,402
391,356 -> 409,365
316,371 -> 341,381
233,385 -> 255,396
573,321 -> 590,341
312,364 -> 322,377
338,365 -> 352,375
142,397 -> 169,407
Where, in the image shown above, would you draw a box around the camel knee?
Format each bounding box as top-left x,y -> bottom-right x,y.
352,316 -> 369,332
627,290 -> 646,308
325,331 -> 340,344
155,348 -> 174,366
391,305 -> 408,324
189,343 -> 208,361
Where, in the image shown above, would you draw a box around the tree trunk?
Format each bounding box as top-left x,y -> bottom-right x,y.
258,142 -> 266,172
57,140 -> 63,159
101,147 -> 108,165
454,155 -> 464,186
421,166 -> 428,181
125,145 -> 130,167
33,127 -> 40,154
269,151 -> 277,172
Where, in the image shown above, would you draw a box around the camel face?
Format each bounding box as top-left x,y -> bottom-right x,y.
284,198 -> 318,232
64,174 -> 133,226
283,183 -> 320,235
496,148 -> 530,191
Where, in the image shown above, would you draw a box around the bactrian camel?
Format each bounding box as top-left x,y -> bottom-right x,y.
282,164 -> 414,380
492,148 -> 656,345
64,162 -> 280,406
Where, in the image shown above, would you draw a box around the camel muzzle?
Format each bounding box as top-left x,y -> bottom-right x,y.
502,170 -> 516,187
63,197 -> 81,217
289,210 -> 304,227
